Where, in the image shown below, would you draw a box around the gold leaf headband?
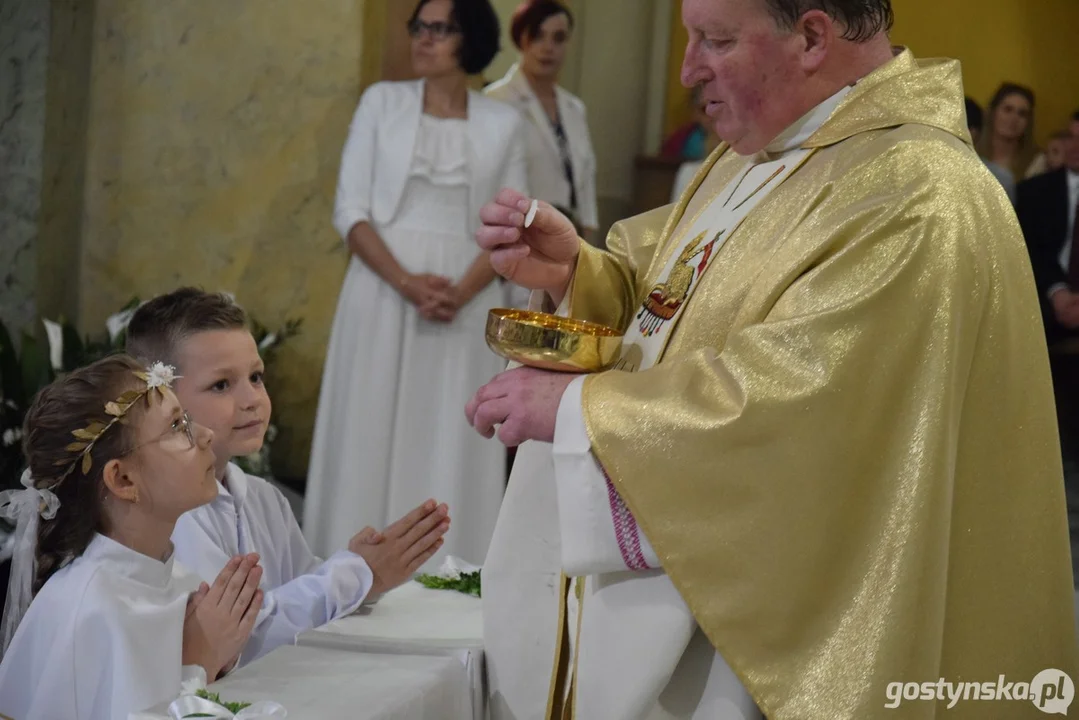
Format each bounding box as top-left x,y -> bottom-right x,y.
54,362 -> 180,481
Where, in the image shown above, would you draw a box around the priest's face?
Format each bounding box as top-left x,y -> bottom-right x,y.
680,0 -> 815,154
173,329 -> 272,481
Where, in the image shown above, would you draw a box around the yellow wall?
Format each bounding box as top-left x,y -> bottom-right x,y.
891,0 -> 1079,146
61,0 -> 368,477
664,0 -> 1079,146
664,0 -> 691,138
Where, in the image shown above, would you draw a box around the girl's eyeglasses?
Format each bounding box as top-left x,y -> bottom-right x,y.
122,411 -> 196,456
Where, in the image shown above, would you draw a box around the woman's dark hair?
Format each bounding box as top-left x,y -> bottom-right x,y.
23,354 -> 147,592
510,0 -> 574,50
409,0 -> 502,75
964,97 -> 983,134
987,82 -> 1035,115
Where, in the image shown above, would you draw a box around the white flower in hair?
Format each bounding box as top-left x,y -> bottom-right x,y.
145,362 -> 179,389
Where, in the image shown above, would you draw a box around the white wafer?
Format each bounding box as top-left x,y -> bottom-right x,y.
524,199 -> 538,228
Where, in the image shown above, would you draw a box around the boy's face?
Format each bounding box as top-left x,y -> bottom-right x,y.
173,329 -> 271,477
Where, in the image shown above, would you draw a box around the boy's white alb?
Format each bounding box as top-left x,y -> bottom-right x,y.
171,463 -> 374,665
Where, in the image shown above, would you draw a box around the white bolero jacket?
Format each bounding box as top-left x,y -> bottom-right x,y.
484,63 -> 597,231
333,79 -> 529,241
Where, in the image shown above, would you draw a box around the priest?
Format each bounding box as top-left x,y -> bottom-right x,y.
467,0 -> 1079,718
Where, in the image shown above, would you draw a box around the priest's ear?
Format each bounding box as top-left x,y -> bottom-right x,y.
794,9 -> 834,73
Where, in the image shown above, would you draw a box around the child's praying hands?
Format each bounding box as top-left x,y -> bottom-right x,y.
348,500 -> 451,595
182,553 -> 264,681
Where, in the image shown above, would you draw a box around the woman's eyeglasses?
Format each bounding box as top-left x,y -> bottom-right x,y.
407,19 -> 461,41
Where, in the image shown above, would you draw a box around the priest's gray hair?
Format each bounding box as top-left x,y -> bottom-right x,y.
762,0 -> 894,42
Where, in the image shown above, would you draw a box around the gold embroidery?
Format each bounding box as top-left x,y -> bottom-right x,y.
650,232 -> 711,310
638,229 -> 724,337
565,577 -> 587,720
650,151 -> 817,364
544,574 -> 571,720
731,164 -> 786,211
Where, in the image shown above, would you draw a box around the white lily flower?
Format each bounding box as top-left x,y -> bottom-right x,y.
106,307 -> 139,343
42,319 -> 64,372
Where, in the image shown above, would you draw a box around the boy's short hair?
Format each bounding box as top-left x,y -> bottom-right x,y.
125,287 -> 248,367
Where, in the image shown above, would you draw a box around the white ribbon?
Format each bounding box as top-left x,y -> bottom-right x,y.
167,695 -> 287,719
0,469 -> 60,658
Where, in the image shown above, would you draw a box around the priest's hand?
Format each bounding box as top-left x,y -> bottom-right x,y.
349,501 -> 451,595
465,366 -> 579,446
182,553 -> 264,682
477,189 -> 580,305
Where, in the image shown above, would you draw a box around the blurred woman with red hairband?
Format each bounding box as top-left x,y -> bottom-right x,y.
485,0 -> 597,307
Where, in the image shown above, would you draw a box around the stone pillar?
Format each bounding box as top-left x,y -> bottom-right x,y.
40,0 -> 368,477
0,0 -> 49,338
37,0 -> 96,326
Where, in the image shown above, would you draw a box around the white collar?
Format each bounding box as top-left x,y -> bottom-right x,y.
499,61 -> 564,105
758,84 -> 854,157
1067,169 -> 1079,189
215,462 -> 250,509
85,533 -> 176,588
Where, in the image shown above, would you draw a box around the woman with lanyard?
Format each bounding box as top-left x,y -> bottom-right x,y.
486,0 -> 597,309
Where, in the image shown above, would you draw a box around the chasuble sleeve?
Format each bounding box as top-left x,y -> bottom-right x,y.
567,204 -> 672,332
578,140 -> 1077,718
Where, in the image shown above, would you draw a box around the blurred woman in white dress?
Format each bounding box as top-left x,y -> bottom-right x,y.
485,0 -> 596,308
304,0 -> 527,568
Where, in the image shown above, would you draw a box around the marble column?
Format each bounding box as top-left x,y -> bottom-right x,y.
64,0 -> 367,477
0,0 -> 49,339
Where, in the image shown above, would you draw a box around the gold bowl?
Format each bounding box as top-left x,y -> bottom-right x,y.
485,309 -> 623,373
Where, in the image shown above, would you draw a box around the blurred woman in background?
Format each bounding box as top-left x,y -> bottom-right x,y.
485,0 -> 596,307
977,83 -> 1040,201
305,0 -> 527,569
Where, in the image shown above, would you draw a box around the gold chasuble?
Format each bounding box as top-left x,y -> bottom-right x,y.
567,50 -> 1077,718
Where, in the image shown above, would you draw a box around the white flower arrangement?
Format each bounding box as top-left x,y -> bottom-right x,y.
145,362 -> 180,389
